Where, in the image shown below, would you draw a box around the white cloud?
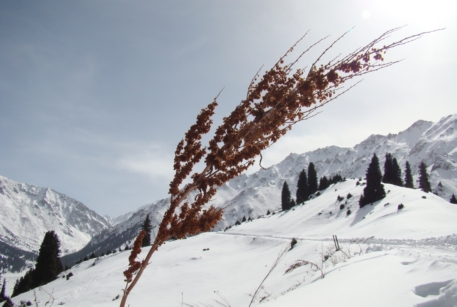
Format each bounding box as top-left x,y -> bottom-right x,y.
116,145 -> 174,179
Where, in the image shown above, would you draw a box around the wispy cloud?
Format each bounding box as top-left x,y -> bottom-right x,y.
116,145 -> 174,179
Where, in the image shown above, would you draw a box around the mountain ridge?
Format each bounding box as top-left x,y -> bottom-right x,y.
64,114 -> 457,264
3,114 -> 457,270
0,175 -> 112,271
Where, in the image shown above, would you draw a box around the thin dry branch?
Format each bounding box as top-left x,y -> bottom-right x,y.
249,247 -> 288,307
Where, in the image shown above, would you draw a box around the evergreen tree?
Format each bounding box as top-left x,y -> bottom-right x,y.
13,231 -> 63,297
307,162 -> 318,196
281,181 -> 293,211
329,174 -> 343,185
359,154 -> 386,208
32,231 -> 63,289
418,161 -> 431,192
12,269 -> 34,297
382,153 -> 393,184
141,214 -> 152,247
296,169 -> 308,204
0,279 -> 5,302
404,161 -> 414,188
391,158 -> 403,187
450,194 -> 457,204
318,176 -> 330,191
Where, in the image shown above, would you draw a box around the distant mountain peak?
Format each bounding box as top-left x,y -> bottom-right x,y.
0,175 -> 112,263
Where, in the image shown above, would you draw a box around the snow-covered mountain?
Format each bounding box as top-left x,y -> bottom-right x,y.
71,114 -> 457,261
0,175 -> 112,270
5,114 -> 457,271
8,180 -> 457,306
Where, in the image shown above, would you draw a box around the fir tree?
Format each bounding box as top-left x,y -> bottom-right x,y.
12,269 -> 34,297
329,174 -> 343,185
450,194 -> 457,204
391,158 -> 403,187
141,214 -> 152,247
382,153 -> 393,184
418,161 -> 431,192
32,231 -> 63,288
307,162 -> 318,196
0,279 -> 5,302
296,169 -> 308,204
318,176 -> 330,191
12,231 -> 63,297
281,181 -> 293,211
404,161 -> 414,188
359,154 -> 386,208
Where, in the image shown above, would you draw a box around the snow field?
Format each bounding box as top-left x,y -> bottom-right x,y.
10,180 -> 457,306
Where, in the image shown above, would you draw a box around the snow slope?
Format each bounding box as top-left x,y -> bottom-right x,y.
9,180 -> 457,307
82,114 -> 457,260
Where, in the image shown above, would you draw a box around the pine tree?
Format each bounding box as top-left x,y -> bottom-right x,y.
450,194 -> 457,204
12,269 -> 34,297
12,232 -> 63,297
391,158 -> 403,187
318,176 -> 329,191
382,153 -> 393,184
296,169 -> 308,204
0,279 -> 5,302
404,161 -> 414,188
281,181 -> 293,211
32,231 -> 63,289
141,214 -> 152,247
359,153 -> 386,208
307,162 -> 318,196
418,161 -> 431,192
329,174 -> 343,185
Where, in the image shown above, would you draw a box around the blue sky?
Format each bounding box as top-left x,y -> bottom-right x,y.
1,0 -> 456,217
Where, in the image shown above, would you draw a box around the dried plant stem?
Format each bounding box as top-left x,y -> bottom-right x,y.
249,247 -> 288,307
119,27 -> 441,307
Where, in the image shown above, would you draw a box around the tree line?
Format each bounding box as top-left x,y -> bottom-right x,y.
281,162 -> 344,210
359,153 -> 434,207
281,153 -> 457,211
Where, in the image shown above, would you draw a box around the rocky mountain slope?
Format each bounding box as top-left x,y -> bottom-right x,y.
0,175 -> 111,271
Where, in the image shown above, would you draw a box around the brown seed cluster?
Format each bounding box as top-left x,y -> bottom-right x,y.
123,230 -> 146,283
121,28 -> 441,305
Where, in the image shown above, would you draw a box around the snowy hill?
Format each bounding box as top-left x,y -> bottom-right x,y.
8,180 -> 457,306
74,114 -> 457,261
3,114 -> 457,274
0,175 -> 111,271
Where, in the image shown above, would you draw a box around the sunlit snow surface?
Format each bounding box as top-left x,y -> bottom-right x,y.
10,180 -> 457,307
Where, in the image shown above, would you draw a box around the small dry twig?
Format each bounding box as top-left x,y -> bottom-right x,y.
249,246 -> 288,307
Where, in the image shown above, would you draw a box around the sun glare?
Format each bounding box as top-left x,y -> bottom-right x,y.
373,0 -> 455,27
